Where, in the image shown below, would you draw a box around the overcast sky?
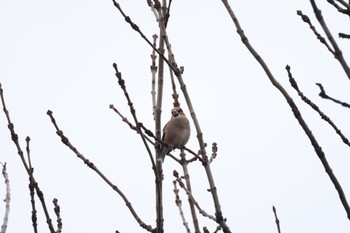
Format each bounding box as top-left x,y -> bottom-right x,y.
1,0 -> 350,233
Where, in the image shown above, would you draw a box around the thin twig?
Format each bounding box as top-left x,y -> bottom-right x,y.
339,33 -> 350,39
296,10 -> 335,54
173,181 -> 191,233
0,83 -> 56,232
309,0 -> 350,79
53,198 -> 63,233
209,143 -> 218,164
334,0 -> 350,8
315,83 -> 350,108
286,68 -> 350,148
26,137 -> 38,233
151,34 -> 159,120
47,110 -> 153,232
272,206 -> 281,233
180,151 -> 200,233
0,163 -> 10,233
173,170 -> 216,222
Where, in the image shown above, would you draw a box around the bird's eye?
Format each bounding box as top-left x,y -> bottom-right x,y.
172,110 -> 179,116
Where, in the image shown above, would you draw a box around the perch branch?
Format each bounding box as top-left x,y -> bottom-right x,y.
112,1 -> 230,231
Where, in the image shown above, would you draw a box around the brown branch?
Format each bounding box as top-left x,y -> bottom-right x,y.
287,70 -> 350,148
339,33 -> 350,39
296,10 -> 335,54
151,5 -> 230,231
327,0 -> 350,15
272,206 -> 281,233
173,170 -> 217,222
0,83 -> 56,233
46,110 -> 153,232
180,151 -> 200,233
315,83 -> 350,108
53,198 -> 62,233
0,163 -> 10,233
285,65 -> 350,219
112,2 -> 230,231
172,181 -> 191,233
26,137 -> 38,233
209,143 -> 218,164
112,62 -> 164,232
220,0 -> 350,220
150,34 -> 158,120
309,0 -> 350,79
112,63 -> 158,176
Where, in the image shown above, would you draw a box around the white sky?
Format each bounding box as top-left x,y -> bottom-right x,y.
1,0 -> 350,232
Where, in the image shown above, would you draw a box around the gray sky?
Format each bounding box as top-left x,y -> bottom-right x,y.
1,0 -> 350,232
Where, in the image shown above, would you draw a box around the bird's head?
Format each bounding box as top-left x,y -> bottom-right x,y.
171,107 -> 183,117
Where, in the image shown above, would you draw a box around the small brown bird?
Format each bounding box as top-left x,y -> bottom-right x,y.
161,107 -> 191,162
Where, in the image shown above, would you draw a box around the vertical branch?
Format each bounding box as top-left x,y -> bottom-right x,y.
173,180 -> 190,233
0,163 -> 10,233
151,34 -> 159,119
53,198 -> 63,233
180,151 -> 200,233
151,4 -> 230,231
112,2 -> 230,231
26,137 -> 38,233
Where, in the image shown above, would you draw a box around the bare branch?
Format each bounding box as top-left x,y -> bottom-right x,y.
0,163 -> 10,233
327,0 -> 350,15
173,170 -> 216,222
309,0 -> 350,79
220,0 -> 350,220
46,110 -> 153,232
272,206 -> 281,233
53,198 -> 63,233
339,33 -> 350,39
26,137 -> 38,233
287,70 -> 350,148
172,181 -> 191,233
151,34 -> 159,120
284,65 -> 350,219
315,83 -> 350,108
180,151 -> 200,233
296,10 -> 335,54
209,143 -> 218,164
0,83 -> 56,232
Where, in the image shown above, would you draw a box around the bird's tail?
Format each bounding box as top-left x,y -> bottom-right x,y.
160,145 -> 170,163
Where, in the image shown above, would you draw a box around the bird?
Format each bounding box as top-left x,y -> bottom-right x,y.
160,107 -> 191,162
